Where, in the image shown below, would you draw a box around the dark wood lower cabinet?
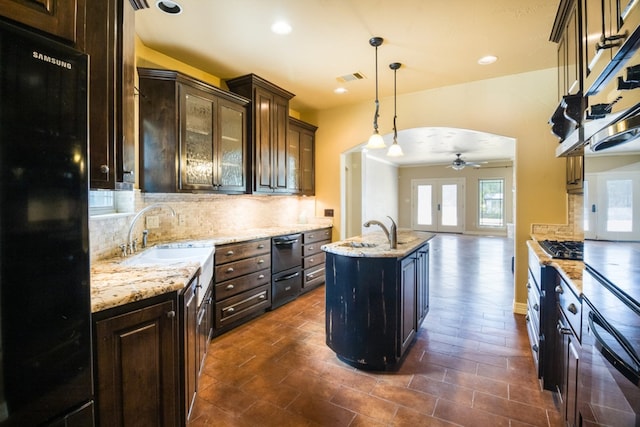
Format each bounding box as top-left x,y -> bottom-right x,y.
94,296 -> 178,427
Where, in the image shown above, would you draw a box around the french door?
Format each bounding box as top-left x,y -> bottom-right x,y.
411,178 -> 464,233
584,171 -> 640,241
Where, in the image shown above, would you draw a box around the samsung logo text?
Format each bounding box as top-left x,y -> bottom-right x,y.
32,51 -> 72,70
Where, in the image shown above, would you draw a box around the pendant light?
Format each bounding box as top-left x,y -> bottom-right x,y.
365,37 -> 386,149
387,62 -> 404,157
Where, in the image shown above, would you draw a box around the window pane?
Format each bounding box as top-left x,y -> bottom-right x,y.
479,179 -> 504,227
416,185 -> 432,225
606,179 -> 632,232
441,184 -> 457,226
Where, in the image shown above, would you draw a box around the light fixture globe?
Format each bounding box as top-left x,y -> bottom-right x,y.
387,139 -> 404,156
364,37 -> 386,149
366,131 -> 386,149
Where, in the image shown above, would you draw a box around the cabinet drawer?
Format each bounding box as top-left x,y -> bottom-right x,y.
215,284 -> 270,328
304,266 -> 325,290
215,270 -> 270,300
303,228 -> 331,244
215,254 -> 270,282
303,239 -> 330,257
303,251 -> 325,269
555,277 -> 581,340
216,238 -> 270,264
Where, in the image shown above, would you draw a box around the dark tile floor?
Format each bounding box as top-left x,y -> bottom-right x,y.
189,234 -> 563,426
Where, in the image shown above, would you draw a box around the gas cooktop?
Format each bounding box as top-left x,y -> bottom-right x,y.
538,240 -> 584,261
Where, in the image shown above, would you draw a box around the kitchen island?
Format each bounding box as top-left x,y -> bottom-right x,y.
322,230 -> 435,370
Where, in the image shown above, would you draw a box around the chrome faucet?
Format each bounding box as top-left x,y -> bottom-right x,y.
125,203 -> 176,255
363,216 -> 398,249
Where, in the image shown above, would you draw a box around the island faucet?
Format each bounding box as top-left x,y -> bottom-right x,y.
125,203 -> 176,255
363,216 -> 398,249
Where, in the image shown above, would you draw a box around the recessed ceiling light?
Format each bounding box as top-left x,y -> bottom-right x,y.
478,55 -> 498,65
156,0 -> 182,14
334,87 -> 348,94
271,20 -> 292,35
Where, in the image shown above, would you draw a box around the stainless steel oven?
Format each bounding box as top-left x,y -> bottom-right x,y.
579,269 -> 640,426
271,234 -> 302,309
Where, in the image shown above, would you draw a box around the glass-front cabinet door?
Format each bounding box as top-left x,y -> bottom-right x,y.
180,86 -> 215,191
217,100 -> 246,192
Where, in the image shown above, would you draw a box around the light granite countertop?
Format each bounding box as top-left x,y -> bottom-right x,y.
322,230 -> 436,258
527,237 -> 583,295
90,223 -> 333,313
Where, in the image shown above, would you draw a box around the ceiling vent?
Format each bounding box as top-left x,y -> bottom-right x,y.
336,72 -> 366,83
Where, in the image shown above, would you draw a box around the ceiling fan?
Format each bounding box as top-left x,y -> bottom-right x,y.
448,153 -> 487,170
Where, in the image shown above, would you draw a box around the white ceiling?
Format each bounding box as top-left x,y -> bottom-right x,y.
135,0 -> 558,165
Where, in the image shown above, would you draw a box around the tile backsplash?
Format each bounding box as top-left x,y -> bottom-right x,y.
89,191 -> 320,261
530,193 -> 584,240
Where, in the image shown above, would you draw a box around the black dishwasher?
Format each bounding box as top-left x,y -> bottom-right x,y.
271,234 -> 302,309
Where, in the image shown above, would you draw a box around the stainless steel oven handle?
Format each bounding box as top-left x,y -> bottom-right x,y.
274,271 -> 301,282
274,239 -> 299,245
589,311 -> 640,386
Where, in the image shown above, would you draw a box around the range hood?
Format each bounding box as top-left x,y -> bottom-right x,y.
589,102 -> 640,152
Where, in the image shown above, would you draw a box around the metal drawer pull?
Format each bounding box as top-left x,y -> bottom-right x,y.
567,303 -> 578,315
275,272 -> 301,281
225,307 -> 235,313
555,285 -> 564,294
525,314 -> 530,322
259,293 -> 267,300
226,284 -> 235,290
309,258 -> 314,263
226,267 -> 234,273
285,286 -> 291,291
533,303 -> 539,312
166,310 -> 176,318
275,239 -> 299,246
308,246 -> 315,251
532,344 -> 538,353
309,235 -> 314,239
258,274 -> 265,279
226,250 -> 234,256
308,273 -> 315,278
258,259 -> 264,264
258,244 -> 265,249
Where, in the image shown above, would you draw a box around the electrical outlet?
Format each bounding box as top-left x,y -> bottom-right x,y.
146,215 -> 160,229
324,209 -> 334,217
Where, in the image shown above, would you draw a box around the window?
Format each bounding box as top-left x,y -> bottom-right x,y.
89,190 -> 116,215
479,179 -> 504,227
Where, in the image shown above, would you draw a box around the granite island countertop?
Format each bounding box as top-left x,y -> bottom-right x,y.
322,230 -> 436,258
91,223 -> 333,313
527,237 -> 584,295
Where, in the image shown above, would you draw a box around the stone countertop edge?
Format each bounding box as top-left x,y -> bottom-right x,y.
90,223 -> 333,313
321,230 -> 436,258
527,238 -> 583,296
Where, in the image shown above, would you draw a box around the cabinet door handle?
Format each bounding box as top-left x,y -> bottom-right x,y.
557,321 -> 572,335
532,344 -> 539,353
567,303 -> 578,315
100,164 -> 109,174
533,303 -> 539,312
525,314 -> 530,322
555,285 -> 564,294
226,250 -> 234,256
166,310 -> 176,318
527,283 -> 531,289
226,267 -> 234,273
226,284 -> 235,290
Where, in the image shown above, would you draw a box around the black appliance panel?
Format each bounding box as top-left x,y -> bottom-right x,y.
271,267 -> 302,309
0,19 -> 92,426
271,234 -> 302,273
579,270 -> 640,426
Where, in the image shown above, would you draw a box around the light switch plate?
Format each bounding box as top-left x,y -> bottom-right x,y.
146,215 -> 160,229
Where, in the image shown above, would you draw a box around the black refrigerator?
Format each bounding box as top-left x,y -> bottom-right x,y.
0,19 -> 93,426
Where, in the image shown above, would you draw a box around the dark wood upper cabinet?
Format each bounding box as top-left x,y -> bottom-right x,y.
86,0 -> 142,189
0,0 -> 85,46
226,74 -> 295,194
288,117 -> 317,195
137,68 -> 250,194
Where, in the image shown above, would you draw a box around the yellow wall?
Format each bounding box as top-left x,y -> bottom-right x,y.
310,68 -> 567,309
